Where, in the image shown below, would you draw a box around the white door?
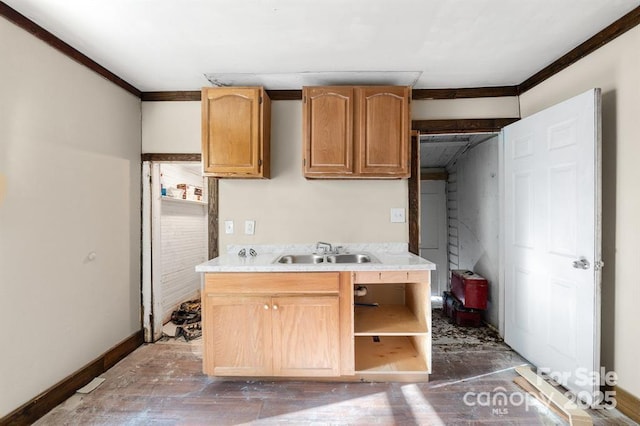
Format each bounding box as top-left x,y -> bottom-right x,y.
503,88 -> 602,404
420,180 -> 448,296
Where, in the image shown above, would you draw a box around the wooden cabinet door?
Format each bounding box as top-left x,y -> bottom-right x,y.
203,295 -> 273,376
355,86 -> 410,177
201,87 -> 270,178
303,87 -> 354,176
271,296 -> 341,376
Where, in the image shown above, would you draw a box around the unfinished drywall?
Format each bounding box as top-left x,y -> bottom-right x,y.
446,136 -> 500,327
519,25 -> 640,399
0,17 -> 141,417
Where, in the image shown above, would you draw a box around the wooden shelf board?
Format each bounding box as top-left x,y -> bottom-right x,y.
354,304 -> 427,335
355,336 -> 429,374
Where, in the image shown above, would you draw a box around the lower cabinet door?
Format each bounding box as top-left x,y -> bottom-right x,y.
204,295 -> 273,376
271,296 -> 341,376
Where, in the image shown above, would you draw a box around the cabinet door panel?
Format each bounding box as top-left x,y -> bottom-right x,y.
202,87 -> 267,177
303,87 -> 353,175
356,86 -> 410,177
272,296 -> 340,376
204,295 -> 272,376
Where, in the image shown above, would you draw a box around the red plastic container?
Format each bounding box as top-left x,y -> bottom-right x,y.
451,270 -> 488,310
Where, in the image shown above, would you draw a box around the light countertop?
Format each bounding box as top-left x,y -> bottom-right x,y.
195,243 -> 436,273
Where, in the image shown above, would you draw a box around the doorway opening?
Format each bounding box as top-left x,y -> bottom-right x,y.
142,161 -> 208,342
418,132 -> 500,326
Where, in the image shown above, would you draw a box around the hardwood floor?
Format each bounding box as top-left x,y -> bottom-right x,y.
35,312 -> 635,425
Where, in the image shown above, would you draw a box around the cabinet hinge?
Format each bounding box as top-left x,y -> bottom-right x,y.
303,158 -> 306,166
259,96 -> 263,105
258,159 -> 262,167
303,96 -> 307,103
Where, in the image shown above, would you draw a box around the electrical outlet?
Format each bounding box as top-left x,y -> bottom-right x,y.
244,220 -> 255,235
390,208 -> 406,223
224,220 -> 234,234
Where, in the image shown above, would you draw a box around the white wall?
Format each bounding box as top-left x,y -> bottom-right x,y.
0,18 -> 141,417
142,101 -> 201,153
519,26 -> 640,399
412,96 -> 520,120
447,137 -> 500,327
219,101 -> 408,246
142,97 -> 518,249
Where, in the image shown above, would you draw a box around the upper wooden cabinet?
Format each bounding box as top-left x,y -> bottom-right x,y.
303,86 -> 411,179
201,87 -> 270,178
303,86 -> 354,176
355,86 -> 411,177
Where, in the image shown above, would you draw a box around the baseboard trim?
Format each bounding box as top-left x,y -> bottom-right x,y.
615,385 -> 640,423
0,330 -> 144,426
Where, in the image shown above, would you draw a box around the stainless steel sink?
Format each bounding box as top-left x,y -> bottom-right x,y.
273,252 -> 379,264
274,254 -> 325,264
326,253 -> 377,264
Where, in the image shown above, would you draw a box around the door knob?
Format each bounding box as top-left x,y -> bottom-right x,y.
572,257 -> 590,270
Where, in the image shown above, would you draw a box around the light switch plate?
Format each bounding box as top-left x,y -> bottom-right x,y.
390,208 -> 406,223
224,220 -> 234,234
244,220 -> 255,235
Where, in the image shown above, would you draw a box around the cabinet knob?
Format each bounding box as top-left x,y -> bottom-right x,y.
263,304 -> 270,310
272,304 -> 279,311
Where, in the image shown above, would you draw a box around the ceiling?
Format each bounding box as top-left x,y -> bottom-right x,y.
420,134 -> 497,169
4,0 -> 640,92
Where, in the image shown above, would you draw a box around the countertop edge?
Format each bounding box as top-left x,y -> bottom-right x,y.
195,251 -> 436,273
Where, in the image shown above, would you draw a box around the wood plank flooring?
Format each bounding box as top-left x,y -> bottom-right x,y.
35,311 -> 636,425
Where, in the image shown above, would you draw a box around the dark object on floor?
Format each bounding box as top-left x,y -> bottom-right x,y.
451,269 -> 488,310
171,299 -> 202,341
443,291 -> 483,327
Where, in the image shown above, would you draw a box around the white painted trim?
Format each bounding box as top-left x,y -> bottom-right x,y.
141,161 -> 153,342
151,162 -> 164,341
498,131 -> 506,337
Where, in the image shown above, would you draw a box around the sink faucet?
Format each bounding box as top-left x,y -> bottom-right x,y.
315,241 -> 333,254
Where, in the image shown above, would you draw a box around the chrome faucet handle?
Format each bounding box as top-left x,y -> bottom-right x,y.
238,248 -> 246,257
334,246 -> 344,254
316,241 -> 332,254
249,248 -> 257,257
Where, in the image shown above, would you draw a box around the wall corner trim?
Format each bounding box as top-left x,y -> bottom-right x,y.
0,330 -> 144,426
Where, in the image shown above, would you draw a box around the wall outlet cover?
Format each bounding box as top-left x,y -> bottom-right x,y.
390,208 -> 406,223
244,220 -> 255,235
224,220 -> 234,234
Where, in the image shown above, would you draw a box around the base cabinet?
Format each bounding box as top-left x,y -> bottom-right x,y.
202,269 -> 430,381
203,273 -> 343,377
353,270 -> 431,378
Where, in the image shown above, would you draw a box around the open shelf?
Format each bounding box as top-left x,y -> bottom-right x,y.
355,336 -> 428,374
354,304 -> 427,335
161,196 -> 207,206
